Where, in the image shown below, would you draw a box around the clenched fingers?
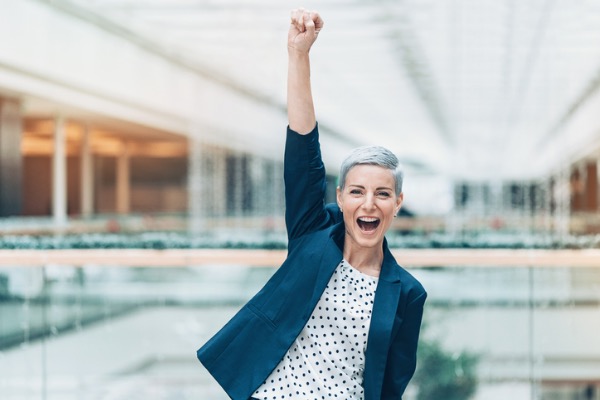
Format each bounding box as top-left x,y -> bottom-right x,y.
290,8 -> 323,34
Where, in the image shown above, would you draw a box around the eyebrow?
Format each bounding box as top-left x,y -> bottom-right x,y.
348,184 -> 394,191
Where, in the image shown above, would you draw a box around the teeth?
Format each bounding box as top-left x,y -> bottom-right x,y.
358,217 -> 379,222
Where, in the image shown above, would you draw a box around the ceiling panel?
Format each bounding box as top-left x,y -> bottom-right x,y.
55,0 -> 600,180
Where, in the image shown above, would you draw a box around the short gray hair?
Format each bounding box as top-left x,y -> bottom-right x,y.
338,145 -> 404,195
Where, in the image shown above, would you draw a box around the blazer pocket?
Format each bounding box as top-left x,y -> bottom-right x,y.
247,303 -> 278,331
199,305 -> 254,367
258,266 -> 303,324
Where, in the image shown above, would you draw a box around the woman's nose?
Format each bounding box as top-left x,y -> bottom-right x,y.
362,193 -> 376,209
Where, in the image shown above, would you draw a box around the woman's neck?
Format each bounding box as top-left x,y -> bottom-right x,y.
343,242 -> 384,277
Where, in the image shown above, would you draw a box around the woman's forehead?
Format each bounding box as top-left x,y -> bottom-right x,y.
345,164 -> 395,185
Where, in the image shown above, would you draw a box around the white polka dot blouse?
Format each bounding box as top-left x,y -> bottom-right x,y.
253,259 -> 378,400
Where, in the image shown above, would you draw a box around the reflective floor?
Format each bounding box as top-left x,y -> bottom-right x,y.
1,264 -> 600,400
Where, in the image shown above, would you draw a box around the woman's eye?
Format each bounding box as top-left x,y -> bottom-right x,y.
350,189 -> 362,195
377,191 -> 391,198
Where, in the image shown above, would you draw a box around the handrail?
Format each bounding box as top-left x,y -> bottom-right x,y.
0,248 -> 599,267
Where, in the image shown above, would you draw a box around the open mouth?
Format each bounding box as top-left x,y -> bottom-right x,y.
357,217 -> 380,232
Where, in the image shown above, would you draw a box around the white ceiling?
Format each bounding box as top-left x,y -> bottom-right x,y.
54,0 -> 600,181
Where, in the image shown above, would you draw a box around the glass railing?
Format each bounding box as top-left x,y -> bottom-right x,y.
1,251 -> 599,400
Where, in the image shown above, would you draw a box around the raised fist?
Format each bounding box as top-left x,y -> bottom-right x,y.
288,8 -> 324,54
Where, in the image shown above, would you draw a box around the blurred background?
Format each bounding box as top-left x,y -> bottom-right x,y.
1,0 -> 600,399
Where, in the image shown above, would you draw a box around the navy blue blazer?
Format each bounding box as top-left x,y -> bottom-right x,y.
197,125 -> 426,400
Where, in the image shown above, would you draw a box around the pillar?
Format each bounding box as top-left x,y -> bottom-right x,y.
272,160 -> 285,220
115,142 -> 130,214
52,115 -> 67,226
597,158 -> 600,213
233,154 -> 245,217
80,125 -> 94,217
553,165 -> 571,237
570,163 -> 585,212
187,137 -> 204,234
0,98 -> 23,217
584,161 -> 598,211
250,155 -> 265,218
213,147 -> 227,217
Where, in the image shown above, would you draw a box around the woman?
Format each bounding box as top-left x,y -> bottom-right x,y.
197,9 -> 426,400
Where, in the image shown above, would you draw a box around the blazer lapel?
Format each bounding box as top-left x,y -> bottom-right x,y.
364,243 -> 403,400
308,223 -> 344,306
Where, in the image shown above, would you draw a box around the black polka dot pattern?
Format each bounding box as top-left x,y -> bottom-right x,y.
253,260 -> 378,400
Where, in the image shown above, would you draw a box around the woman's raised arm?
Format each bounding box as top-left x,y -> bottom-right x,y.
287,9 -> 323,134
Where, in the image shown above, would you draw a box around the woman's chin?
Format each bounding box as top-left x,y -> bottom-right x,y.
347,230 -> 384,250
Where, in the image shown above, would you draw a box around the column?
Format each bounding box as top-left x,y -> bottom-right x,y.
115,142 -> 130,214
52,115 -> 67,226
597,158 -> 600,213
187,137 -> 204,234
233,154 -> 244,217
553,165 -> 571,237
541,178 -> 553,234
272,160 -> 284,219
0,98 -> 23,217
80,125 -> 94,217
584,161 -> 597,211
569,163 -> 585,212
250,155 -> 265,218
214,147 -> 227,217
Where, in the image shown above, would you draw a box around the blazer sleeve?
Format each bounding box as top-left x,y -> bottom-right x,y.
284,124 -> 335,242
381,290 -> 427,399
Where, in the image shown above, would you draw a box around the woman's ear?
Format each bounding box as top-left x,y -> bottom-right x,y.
395,192 -> 404,215
336,186 -> 343,209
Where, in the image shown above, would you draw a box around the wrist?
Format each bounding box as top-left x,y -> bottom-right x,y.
287,46 -> 311,60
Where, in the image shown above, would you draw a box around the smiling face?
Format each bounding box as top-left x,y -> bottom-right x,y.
336,164 -> 403,254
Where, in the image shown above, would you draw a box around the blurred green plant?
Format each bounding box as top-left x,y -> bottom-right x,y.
1,231 -> 599,249
413,339 -> 479,400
